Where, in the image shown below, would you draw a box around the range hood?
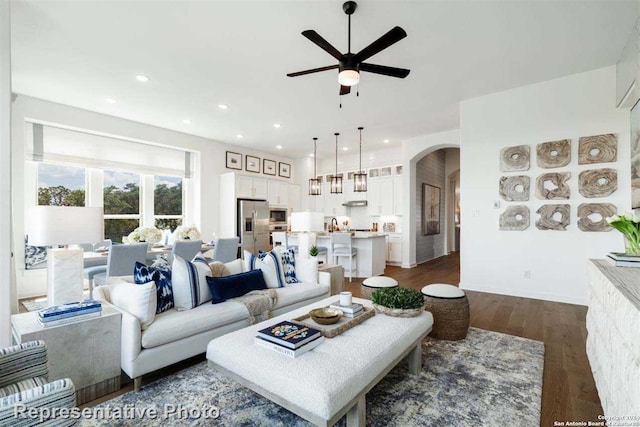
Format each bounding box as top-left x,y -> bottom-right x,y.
342,200 -> 368,207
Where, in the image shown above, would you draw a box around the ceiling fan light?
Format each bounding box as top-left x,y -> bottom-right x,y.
338,69 -> 360,87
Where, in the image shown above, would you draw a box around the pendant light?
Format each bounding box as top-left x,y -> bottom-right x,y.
330,132 -> 343,194
308,137 -> 321,196
354,126 -> 367,192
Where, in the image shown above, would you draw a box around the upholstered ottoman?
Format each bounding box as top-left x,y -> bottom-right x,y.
421,284 -> 469,341
361,276 -> 398,299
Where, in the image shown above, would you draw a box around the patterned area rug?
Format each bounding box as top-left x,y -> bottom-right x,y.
79,328 -> 544,426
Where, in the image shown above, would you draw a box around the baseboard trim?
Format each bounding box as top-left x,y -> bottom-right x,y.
459,282 -> 587,306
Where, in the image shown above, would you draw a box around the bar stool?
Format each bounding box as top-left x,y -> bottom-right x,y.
331,232 -> 357,282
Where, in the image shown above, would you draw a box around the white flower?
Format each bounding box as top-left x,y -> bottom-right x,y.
173,225 -> 201,241
126,227 -> 162,244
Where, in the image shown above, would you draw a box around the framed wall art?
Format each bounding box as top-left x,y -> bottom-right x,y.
422,184 -> 441,236
226,151 -> 242,170
263,159 -> 276,176
245,155 -> 260,173
279,162 -> 291,178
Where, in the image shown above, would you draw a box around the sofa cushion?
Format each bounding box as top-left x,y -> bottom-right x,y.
133,261 -> 174,313
141,301 -> 248,349
274,247 -> 300,285
172,255 -> 212,310
273,282 -> 330,310
206,270 -> 268,304
0,376 -> 47,398
110,280 -> 156,330
243,250 -> 284,288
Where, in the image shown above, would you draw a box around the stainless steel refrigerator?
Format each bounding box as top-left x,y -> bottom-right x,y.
237,199 -> 270,255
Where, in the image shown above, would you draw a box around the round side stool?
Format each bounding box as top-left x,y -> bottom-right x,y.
421,284 -> 469,341
361,276 -> 398,299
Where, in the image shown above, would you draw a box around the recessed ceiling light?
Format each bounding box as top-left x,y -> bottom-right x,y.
136,75 -> 150,82
219,104 -> 229,110
182,119 -> 191,124
276,145 -> 282,149
343,147 -> 349,151
273,123 -> 281,129
383,139 -> 390,143
236,134 -> 243,139
104,98 -> 117,104
309,153 -> 314,157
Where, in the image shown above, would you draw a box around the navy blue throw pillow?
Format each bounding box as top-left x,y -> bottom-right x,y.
133,261 -> 174,313
206,270 -> 267,304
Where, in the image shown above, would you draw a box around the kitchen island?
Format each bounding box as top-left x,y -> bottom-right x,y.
287,232 -> 386,278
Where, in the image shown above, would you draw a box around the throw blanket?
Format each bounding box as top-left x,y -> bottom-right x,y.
231,289 -> 278,325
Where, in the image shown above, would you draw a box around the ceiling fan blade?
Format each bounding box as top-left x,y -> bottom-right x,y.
356,26 -> 407,62
287,64 -> 339,77
340,85 -> 351,95
302,30 -> 343,61
360,63 -> 410,78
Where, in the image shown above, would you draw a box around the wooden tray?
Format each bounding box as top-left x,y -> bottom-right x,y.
291,306 -> 375,338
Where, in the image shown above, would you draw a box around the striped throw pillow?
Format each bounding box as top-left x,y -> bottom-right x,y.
171,255 -> 213,310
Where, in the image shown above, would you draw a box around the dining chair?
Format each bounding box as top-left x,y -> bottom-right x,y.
171,239 -> 203,263
210,237 -> 240,263
94,243 -> 149,286
82,239 -> 112,299
330,232 -> 357,282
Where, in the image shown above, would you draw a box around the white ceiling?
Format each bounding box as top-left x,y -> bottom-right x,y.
11,0 -> 637,159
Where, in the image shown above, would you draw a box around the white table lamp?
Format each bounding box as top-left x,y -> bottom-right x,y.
290,212 -> 324,259
26,206 -> 104,306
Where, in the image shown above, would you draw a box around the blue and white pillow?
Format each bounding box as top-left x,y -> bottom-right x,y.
277,248 -> 299,285
243,250 -> 285,288
171,255 -> 213,310
133,261 -> 174,314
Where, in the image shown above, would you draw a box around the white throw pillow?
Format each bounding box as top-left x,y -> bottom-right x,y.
109,280 -> 156,330
224,258 -> 245,275
172,254 -> 213,310
243,250 -> 284,288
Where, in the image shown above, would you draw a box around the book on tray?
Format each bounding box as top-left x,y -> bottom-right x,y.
607,252 -> 640,262
38,300 -> 102,319
606,254 -> 640,268
37,311 -> 102,327
254,336 -> 324,358
256,321 -> 321,350
329,301 -> 364,316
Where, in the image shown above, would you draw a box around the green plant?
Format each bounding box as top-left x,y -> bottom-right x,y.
371,287 -> 424,310
309,245 -> 319,257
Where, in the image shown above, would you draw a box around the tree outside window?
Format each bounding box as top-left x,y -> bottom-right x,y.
104,171 -> 140,242
37,163 -> 86,206
154,176 -> 183,232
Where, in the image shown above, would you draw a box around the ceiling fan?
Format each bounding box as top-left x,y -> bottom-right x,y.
287,1 -> 410,96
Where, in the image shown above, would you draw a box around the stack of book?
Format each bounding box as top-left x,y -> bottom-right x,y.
329,301 -> 364,318
606,252 -> 640,268
37,300 -> 102,327
254,321 -> 324,358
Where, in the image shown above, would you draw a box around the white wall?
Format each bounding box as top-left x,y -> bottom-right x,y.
460,66 -> 630,305
12,95 -> 296,298
0,0 -> 14,346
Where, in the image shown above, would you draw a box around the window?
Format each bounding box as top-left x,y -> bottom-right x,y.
103,171 -> 140,243
37,163 -> 86,206
154,175 -> 183,232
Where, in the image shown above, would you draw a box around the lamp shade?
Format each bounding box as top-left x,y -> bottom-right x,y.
26,206 -> 104,246
290,212 -> 324,232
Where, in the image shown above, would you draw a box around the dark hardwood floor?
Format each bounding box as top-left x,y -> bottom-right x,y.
344,252 -> 603,427
27,252 -> 601,425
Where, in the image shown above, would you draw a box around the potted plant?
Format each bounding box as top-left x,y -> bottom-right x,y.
607,213 -> 640,255
371,287 -> 425,317
309,245 -> 319,258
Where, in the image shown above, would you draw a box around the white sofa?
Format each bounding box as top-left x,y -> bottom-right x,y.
94,269 -> 331,391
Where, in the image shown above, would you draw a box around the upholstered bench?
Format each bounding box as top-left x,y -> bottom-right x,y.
421,284 -> 469,341
361,276 -> 398,299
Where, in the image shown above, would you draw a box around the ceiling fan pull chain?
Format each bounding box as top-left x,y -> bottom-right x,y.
357,83 -> 359,97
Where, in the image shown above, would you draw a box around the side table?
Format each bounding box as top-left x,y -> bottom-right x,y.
318,263 -> 344,295
11,306 -> 121,405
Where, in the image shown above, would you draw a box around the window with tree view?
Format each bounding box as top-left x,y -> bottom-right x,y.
154,176 -> 183,232
104,171 -> 140,243
37,163 -> 86,206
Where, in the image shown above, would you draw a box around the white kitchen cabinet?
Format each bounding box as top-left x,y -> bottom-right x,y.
368,178 -> 393,216
387,234 -> 402,264
393,175 -> 403,216
267,181 -> 288,207
322,182 -> 346,217
237,175 -> 267,199
288,184 -> 301,212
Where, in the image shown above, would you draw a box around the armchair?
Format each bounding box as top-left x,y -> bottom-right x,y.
0,341 -> 76,426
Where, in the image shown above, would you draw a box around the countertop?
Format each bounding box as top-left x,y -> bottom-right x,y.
288,232 -> 388,239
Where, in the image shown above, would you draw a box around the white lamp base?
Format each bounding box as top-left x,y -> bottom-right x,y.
47,247 -> 84,306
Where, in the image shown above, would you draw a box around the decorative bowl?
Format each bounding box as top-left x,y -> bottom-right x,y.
309,307 -> 342,325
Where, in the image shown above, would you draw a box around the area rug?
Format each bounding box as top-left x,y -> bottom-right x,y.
78,328 -> 544,426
